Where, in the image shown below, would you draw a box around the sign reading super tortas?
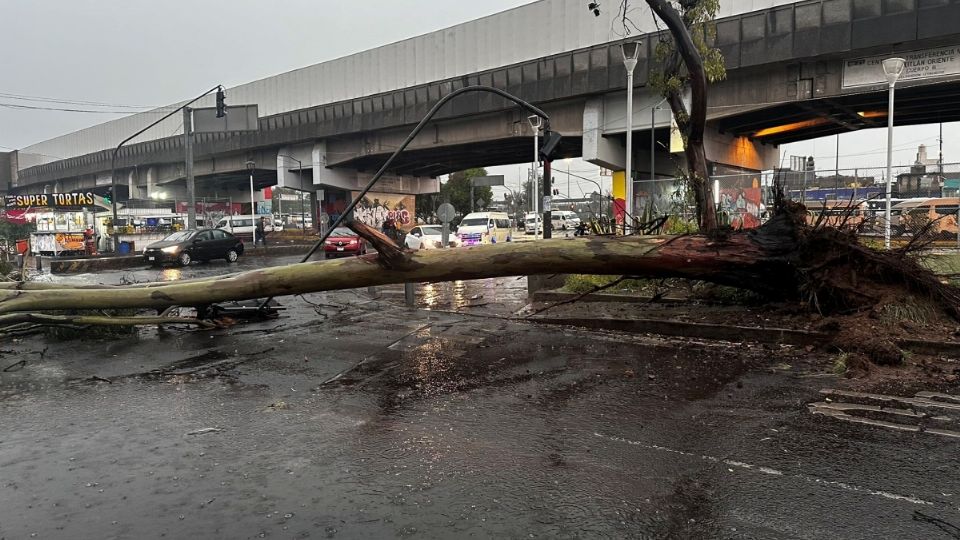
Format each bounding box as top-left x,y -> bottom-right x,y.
4,193 -> 95,208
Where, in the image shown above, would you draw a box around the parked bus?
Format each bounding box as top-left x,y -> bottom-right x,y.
804,200 -> 868,229
890,197 -> 960,237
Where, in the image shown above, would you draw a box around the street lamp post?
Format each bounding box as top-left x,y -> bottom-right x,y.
621,40 -> 641,234
245,160 -> 257,246
528,115 -> 543,239
882,57 -> 905,250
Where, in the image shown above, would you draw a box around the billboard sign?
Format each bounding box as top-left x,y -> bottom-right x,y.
843,46 -> 960,88
193,105 -> 260,133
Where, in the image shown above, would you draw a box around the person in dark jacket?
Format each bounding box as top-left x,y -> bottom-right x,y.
255,217 -> 268,247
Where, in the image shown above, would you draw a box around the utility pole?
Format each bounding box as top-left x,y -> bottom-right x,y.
183,107 -> 196,230
543,160 -> 552,239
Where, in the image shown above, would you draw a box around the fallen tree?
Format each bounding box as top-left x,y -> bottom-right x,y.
1,209 -> 956,319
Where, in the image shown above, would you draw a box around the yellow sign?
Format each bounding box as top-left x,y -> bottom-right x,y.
669,115 -> 684,154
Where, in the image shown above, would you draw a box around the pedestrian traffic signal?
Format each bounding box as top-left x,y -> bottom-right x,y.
216,87 -> 226,118
104,189 -> 112,205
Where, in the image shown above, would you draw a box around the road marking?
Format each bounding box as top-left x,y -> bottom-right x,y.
594,432 -> 935,507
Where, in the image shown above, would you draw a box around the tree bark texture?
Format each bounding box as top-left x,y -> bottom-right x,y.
0,229 -> 800,315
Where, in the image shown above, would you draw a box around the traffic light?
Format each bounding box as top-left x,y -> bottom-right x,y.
539,130 -> 562,160
552,189 -> 560,196
216,87 -> 226,118
103,189 -> 112,205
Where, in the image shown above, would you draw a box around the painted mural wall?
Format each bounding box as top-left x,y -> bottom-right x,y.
351,191 -> 414,231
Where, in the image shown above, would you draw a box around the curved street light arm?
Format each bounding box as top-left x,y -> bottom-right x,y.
296,85 -> 550,263
109,85 -> 222,249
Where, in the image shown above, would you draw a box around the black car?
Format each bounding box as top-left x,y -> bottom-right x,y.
143,229 -> 244,267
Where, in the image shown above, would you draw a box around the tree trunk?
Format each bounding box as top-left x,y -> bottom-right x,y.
0,226 -> 800,315
645,0 -> 717,232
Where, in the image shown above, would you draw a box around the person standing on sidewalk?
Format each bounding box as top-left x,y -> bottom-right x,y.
255,217 -> 269,248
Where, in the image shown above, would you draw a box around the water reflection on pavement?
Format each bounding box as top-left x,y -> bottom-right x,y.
3,254 -> 958,539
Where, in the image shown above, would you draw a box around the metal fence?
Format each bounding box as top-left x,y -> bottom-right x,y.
628,163 -> 960,242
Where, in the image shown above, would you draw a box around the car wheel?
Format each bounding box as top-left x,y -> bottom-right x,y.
225,249 -> 239,263
178,251 -> 192,267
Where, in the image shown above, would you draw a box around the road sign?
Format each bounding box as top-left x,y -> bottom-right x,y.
437,203 -> 456,223
471,175 -> 505,187
843,46 -> 960,88
193,105 -> 259,133
542,196 -> 552,211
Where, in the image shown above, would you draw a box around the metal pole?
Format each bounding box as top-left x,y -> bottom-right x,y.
533,131 -> 539,239
183,107 -> 196,230
884,81 -> 895,250
249,169 -> 257,246
651,105 -> 656,185
625,70 -> 634,234
835,133 -> 840,193
109,84 -> 221,251
404,282 -> 415,307
543,159 -> 552,239
300,191 -> 306,236
470,182 -> 475,213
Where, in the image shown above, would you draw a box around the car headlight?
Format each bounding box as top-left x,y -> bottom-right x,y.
348,239 -> 357,245
161,246 -> 180,254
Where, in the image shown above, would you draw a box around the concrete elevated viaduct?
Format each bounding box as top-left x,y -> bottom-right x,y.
4,0 -> 960,222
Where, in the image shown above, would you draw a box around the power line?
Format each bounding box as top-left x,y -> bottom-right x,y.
0,90 -> 160,109
0,102 -> 166,114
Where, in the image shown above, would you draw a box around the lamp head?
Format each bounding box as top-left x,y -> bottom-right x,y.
245,160 -> 256,172
527,114 -> 543,132
882,57 -> 906,85
621,41 -> 642,72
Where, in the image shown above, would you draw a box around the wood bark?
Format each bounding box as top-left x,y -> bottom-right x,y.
0,230 -> 798,315
644,0 -> 717,232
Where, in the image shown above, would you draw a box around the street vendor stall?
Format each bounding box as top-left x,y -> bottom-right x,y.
3,192 -> 108,256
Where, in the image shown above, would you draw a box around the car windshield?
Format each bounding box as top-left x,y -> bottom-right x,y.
460,218 -> 489,227
162,231 -> 195,242
525,217 -> 539,223
421,226 -> 443,235
330,227 -> 355,236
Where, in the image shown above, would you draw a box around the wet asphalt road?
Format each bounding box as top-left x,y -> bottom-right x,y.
2,256 -> 960,539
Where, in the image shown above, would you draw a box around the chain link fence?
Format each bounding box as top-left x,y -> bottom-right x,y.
627,163 -> 960,242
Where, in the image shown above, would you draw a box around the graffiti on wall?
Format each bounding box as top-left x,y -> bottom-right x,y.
718,187 -> 764,229
351,191 -> 414,231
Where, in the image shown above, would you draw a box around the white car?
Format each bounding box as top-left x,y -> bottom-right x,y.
405,225 -> 457,250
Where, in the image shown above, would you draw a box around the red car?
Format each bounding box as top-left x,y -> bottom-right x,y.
323,227 -> 368,259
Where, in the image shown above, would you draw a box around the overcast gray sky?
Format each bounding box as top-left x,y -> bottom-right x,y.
2,0 -> 956,198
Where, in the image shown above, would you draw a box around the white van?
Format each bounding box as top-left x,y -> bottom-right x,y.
524,212 -> 542,235
215,216 -> 277,236
456,212 -> 513,246
550,210 -> 581,231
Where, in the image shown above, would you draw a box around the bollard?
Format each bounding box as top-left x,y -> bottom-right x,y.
16,253 -> 24,270
35,255 -> 43,272
404,282 -> 416,307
